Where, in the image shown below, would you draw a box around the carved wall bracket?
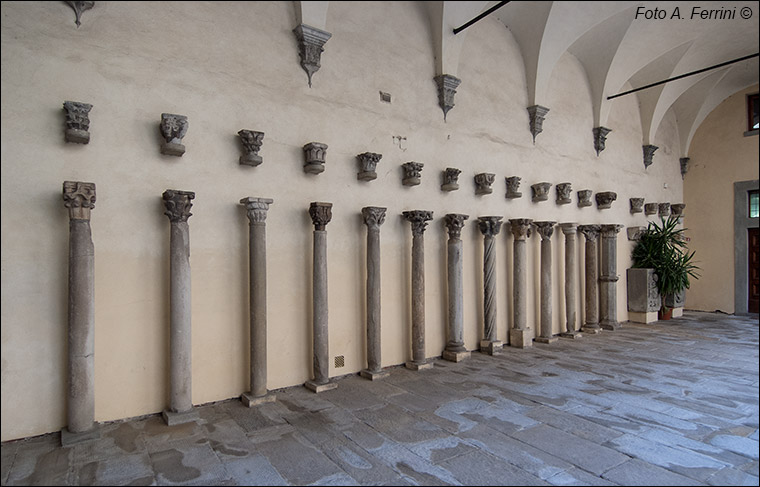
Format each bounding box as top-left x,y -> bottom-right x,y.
62,101 -> 92,144
160,113 -> 188,157
577,190 -> 593,208
402,162 -> 424,186
303,142 -> 328,174
555,183 -> 572,205
238,130 -> 264,166
645,203 -> 659,216
627,226 -> 646,241
658,202 -> 671,217
474,173 -> 495,195
357,152 -> 382,181
629,198 -> 644,214
643,144 -> 658,169
593,126 -> 612,156
293,24 -> 332,88
671,203 -> 686,218
505,176 -> 522,199
531,182 -> 551,202
434,74 -> 461,121
680,157 -> 690,179
65,1 -> 93,28
441,168 -> 461,191
595,191 -> 617,209
527,105 -> 549,143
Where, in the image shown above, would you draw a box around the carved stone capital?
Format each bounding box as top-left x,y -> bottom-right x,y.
163,190 -> 195,223
559,223 -> 578,235
441,168 -> 461,191
577,189 -> 593,208
474,173 -> 495,195
505,176 -> 522,198
62,101 -> 92,144
403,210 -> 434,236
556,182 -> 572,205
630,198 -> 645,214
303,142 -> 328,174
434,74 -> 461,121
658,202 -> 671,217
680,157 -> 690,179
645,203 -> 659,216
402,162 -> 424,186
643,144 -> 658,169
627,226 -> 646,241
238,130 -> 264,167
478,216 -> 503,238
531,182 -> 552,202
362,206 -> 387,229
309,202 -> 332,230
671,203 -> 686,217
509,219 -> 533,240
527,105 -> 550,143
533,221 -> 556,240
596,191 -> 617,209
240,197 -> 273,224
600,224 -> 624,237
293,24 -> 332,88
593,127 -> 612,156
357,152 -> 382,181
62,181 -> 96,220
160,113 -> 188,156
578,224 -> 601,241
65,1 -> 93,28
444,214 -> 469,239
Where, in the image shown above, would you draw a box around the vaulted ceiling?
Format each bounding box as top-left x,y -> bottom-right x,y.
296,1 -> 758,157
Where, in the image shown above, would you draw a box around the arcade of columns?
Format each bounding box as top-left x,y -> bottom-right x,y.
61,181 -> 626,443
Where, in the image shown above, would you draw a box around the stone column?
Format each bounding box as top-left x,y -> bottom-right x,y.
360,207 -> 389,380
402,210 -> 434,370
578,225 -> 601,334
61,181 -> 100,446
534,222 -> 558,344
305,202 -> 337,392
240,197 -> 275,406
559,223 -> 581,338
162,189 -> 199,426
478,217 -> 503,355
599,224 -> 624,331
509,219 -> 533,348
443,214 -> 471,362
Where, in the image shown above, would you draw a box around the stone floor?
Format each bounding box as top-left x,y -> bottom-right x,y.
2,311 -> 758,486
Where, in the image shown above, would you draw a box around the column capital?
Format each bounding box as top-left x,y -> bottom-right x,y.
362,206 -> 386,229
240,197 -> 273,223
403,210 -> 434,236
578,224 -> 601,241
477,216 -> 503,238
444,213 -> 469,239
509,218 -> 533,239
63,181 -> 96,220
533,221 -> 556,240
600,224 -> 624,237
559,222 -> 578,234
163,190 -> 195,223
309,202 -> 332,230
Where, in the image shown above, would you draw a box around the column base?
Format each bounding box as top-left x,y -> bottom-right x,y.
442,350 -> 471,362
162,408 -> 199,426
61,425 -> 101,447
534,336 -> 559,344
304,380 -> 338,393
405,360 -> 434,371
479,340 -> 503,355
628,311 -> 658,324
600,320 -> 621,331
559,331 -> 582,339
241,391 -> 276,407
360,368 -> 390,380
581,323 -> 602,334
509,328 -> 533,348
160,142 -> 186,157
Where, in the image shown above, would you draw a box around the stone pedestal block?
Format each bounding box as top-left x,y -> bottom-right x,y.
162,409 -> 200,427
509,328 -> 533,348
442,350 -> 472,362
479,339 -> 503,355
626,268 -> 660,313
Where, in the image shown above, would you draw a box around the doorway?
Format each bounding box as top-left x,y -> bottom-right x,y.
749,227 -> 759,313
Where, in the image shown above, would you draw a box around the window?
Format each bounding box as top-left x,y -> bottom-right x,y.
748,93 -> 759,132
750,190 -> 759,218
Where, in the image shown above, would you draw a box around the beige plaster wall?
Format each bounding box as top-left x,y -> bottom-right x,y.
684,84 -> 760,314
1,2 -> 684,441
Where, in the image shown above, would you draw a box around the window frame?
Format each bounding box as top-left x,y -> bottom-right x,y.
747,93 -> 759,135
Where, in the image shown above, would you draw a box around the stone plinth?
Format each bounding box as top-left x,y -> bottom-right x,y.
626,268 -> 659,325
509,219 -> 533,347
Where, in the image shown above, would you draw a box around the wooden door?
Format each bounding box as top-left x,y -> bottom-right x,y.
750,227 -> 759,313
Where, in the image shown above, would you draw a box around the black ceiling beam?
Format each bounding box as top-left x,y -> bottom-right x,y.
453,1 -> 510,35
607,52 -> 759,100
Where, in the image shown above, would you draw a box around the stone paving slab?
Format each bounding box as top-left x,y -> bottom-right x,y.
1,311 -> 757,486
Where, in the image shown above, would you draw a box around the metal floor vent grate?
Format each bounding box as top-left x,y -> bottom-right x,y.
334,355 -> 345,368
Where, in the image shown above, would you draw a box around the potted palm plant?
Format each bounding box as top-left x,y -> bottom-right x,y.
631,216 -> 700,319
